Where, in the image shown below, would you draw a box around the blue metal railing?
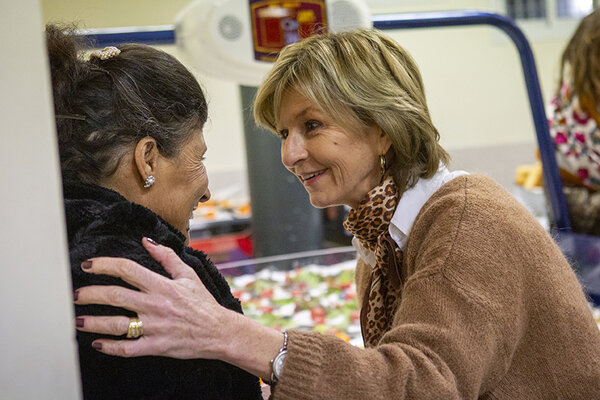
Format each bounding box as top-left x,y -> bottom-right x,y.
78,25 -> 175,46
82,10 -> 572,232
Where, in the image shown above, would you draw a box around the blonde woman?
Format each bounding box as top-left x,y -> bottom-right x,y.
75,29 -> 600,399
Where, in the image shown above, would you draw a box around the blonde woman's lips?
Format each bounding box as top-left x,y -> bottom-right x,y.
299,170 -> 325,184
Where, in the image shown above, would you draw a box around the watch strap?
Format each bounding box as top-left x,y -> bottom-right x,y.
267,330 -> 288,385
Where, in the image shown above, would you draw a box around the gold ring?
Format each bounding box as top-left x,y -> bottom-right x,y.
126,317 -> 143,339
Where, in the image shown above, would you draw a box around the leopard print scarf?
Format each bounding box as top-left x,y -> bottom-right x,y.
343,176 -> 404,347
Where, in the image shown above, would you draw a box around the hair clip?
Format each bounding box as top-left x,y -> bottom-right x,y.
90,46 -> 121,61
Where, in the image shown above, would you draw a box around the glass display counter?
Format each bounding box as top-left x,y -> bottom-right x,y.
555,232 -> 600,307
218,247 -> 363,347
218,241 -> 600,344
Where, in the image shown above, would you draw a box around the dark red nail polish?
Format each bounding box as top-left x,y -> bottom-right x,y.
73,290 -> 79,301
76,317 -> 84,328
81,260 -> 93,270
146,237 -> 158,246
92,342 -> 102,350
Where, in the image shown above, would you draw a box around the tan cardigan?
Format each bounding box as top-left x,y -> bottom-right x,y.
273,175 -> 600,399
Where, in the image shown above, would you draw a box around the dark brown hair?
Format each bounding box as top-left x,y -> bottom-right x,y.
560,9 -> 600,107
46,24 -> 208,184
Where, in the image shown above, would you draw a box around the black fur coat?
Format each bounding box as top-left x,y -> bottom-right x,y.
65,180 -> 261,400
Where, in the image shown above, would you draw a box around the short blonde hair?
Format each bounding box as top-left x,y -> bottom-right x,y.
254,28 -> 449,193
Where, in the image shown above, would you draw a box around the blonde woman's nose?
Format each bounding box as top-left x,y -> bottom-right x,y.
281,132 -> 308,168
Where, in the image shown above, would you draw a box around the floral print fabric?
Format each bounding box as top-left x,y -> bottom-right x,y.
549,74 -> 600,190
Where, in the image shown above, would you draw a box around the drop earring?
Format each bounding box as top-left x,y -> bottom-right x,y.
144,175 -> 155,188
380,154 -> 386,175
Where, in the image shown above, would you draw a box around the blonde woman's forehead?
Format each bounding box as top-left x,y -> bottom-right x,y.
276,90 -> 312,122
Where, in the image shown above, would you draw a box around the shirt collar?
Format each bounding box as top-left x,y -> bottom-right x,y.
388,166 -> 469,250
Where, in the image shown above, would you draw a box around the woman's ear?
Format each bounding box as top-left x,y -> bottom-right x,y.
379,128 -> 392,154
133,137 -> 159,187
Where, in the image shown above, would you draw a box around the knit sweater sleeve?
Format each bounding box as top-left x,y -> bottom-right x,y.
271,176 -> 543,399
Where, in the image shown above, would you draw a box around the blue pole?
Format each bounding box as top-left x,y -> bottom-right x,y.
82,10 -> 572,231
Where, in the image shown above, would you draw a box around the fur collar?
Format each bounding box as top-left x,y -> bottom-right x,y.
63,179 -> 187,253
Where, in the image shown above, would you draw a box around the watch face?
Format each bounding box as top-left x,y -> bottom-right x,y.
273,350 -> 287,378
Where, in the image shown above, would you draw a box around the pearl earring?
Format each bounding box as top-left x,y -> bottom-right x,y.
144,175 -> 155,188
380,154 -> 386,174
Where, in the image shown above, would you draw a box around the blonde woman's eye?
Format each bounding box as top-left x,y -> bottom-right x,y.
278,129 -> 289,140
305,120 -> 321,131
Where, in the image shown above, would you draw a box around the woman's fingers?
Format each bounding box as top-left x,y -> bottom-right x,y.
81,255 -> 166,293
75,238 -> 232,360
142,237 -> 198,280
91,337 -> 152,358
75,285 -> 147,312
76,315 -> 130,336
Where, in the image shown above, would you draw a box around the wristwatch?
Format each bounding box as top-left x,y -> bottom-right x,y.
269,331 -> 288,384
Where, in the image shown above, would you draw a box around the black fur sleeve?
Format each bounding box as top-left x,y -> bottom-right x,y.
70,233 -> 261,400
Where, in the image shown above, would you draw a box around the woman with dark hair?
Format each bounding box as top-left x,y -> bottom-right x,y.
47,24 -> 261,399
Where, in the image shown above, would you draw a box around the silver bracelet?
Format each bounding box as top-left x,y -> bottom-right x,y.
268,331 -> 288,385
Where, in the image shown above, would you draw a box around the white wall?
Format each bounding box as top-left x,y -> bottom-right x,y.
0,0 -> 81,398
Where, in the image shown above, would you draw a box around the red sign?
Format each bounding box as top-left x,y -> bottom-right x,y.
250,0 -> 327,62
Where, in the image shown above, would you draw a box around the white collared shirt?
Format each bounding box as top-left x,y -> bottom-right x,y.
352,166 -> 469,267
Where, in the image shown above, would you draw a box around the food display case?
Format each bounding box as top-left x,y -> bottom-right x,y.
218,247 -> 364,347
188,197 -> 253,263
218,243 -> 600,347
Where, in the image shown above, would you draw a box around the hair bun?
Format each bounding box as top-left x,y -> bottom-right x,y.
46,25 -> 90,117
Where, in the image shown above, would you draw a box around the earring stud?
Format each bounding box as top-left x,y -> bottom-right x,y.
144,175 -> 155,188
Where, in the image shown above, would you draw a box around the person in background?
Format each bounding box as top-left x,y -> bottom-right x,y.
548,8 -> 600,235
47,24 -> 261,399
74,29 -> 600,399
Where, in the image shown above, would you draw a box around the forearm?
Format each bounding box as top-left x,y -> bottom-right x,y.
217,307 -> 285,380
269,274 -> 515,399
273,329 -> 461,400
